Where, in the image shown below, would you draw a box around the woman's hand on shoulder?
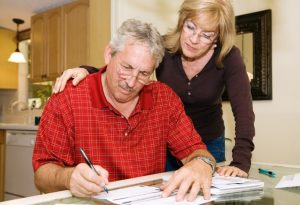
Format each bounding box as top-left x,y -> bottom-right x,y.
53,68 -> 89,93
216,165 -> 248,177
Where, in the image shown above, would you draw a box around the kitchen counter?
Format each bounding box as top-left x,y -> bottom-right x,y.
0,123 -> 38,131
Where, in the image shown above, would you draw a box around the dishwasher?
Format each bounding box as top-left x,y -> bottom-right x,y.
4,130 -> 40,201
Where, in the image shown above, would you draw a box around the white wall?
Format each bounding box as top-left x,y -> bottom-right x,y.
229,0 -> 300,167
111,0 -> 182,35
111,0 -> 300,167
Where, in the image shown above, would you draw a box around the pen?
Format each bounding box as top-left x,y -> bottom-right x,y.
258,168 -> 276,177
79,147 -> 109,194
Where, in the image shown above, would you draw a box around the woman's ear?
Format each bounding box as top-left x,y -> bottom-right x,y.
104,45 -> 112,64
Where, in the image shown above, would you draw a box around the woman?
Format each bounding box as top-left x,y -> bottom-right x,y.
53,0 -> 254,177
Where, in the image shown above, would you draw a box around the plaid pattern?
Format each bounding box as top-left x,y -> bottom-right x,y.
33,67 -> 206,181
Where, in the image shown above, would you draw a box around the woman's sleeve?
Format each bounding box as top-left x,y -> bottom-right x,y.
79,65 -> 99,74
223,46 -> 255,173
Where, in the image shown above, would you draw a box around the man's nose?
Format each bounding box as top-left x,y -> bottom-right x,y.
126,71 -> 139,87
126,76 -> 137,87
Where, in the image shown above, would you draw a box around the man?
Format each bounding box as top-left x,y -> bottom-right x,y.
32,19 -> 215,202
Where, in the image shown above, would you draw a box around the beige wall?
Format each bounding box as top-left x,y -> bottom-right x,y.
111,0 -> 300,167
228,0 -> 300,167
111,0 -> 182,35
0,28 -> 18,89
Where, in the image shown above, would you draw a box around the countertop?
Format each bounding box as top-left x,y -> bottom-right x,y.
0,123 -> 38,131
1,164 -> 300,205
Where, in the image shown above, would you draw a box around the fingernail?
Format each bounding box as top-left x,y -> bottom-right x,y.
100,182 -> 105,187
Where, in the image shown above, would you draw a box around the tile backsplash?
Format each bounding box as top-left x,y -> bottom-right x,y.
0,89 -> 18,121
0,89 -> 43,124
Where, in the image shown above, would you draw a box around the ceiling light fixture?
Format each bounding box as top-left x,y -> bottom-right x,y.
8,18 -> 26,63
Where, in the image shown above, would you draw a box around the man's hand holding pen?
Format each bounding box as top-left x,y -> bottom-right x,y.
68,163 -> 109,197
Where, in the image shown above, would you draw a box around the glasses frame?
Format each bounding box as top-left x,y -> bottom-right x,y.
183,20 -> 218,44
117,57 -> 154,85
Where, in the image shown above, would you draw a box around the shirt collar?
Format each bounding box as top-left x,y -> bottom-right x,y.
89,66 -> 153,110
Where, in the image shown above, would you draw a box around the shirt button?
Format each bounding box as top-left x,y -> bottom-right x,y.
188,82 -> 191,86
188,92 -> 191,96
195,74 -> 198,78
124,132 -> 128,136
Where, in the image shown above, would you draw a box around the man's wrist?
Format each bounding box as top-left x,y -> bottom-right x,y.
192,156 -> 216,174
62,167 -> 75,190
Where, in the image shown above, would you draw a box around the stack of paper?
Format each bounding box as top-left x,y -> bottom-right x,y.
214,190 -> 264,202
94,185 -> 215,205
211,175 -> 264,195
162,173 -> 264,195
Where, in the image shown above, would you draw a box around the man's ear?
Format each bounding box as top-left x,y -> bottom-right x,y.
104,45 -> 112,64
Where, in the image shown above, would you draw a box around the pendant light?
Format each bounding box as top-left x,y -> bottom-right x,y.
8,18 -> 27,63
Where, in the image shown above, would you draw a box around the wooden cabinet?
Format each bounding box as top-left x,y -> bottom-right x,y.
31,7 -> 62,81
31,13 -> 46,81
0,130 -> 5,201
63,0 -> 89,69
31,0 -> 89,81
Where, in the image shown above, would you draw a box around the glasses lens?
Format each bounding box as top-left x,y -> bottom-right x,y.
137,74 -> 152,85
118,66 -> 151,85
183,20 -> 215,44
183,21 -> 195,36
199,34 -> 212,44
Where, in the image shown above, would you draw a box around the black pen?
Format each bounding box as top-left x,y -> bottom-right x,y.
79,147 -> 109,194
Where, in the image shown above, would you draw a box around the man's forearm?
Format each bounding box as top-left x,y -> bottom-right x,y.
34,163 -> 74,193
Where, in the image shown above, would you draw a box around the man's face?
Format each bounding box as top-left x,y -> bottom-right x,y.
104,42 -> 156,104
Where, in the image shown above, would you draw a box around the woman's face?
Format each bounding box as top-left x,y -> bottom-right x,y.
180,13 -> 218,60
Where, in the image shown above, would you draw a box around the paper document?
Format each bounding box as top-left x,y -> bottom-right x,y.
94,185 -> 215,205
163,173 -> 264,195
275,173 -> 300,188
211,174 -> 264,195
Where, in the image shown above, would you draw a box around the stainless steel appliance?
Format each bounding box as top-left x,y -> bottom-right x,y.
4,130 -> 40,200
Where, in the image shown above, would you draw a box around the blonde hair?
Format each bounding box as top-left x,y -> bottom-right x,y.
163,0 -> 236,67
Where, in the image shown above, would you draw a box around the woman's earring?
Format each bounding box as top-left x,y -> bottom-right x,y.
212,43 -> 217,50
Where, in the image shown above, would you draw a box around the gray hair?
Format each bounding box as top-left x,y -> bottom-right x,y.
110,19 -> 165,68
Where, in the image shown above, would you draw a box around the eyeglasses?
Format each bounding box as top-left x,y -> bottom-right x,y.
183,20 -> 217,44
118,59 -> 153,85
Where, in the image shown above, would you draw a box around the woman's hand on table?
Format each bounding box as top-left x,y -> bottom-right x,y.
216,165 -> 248,177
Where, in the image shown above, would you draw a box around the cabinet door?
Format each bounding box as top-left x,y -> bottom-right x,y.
31,14 -> 46,81
0,130 -> 5,201
63,0 -> 89,69
45,8 -> 63,80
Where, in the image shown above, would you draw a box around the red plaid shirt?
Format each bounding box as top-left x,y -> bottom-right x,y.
33,67 -> 206,181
